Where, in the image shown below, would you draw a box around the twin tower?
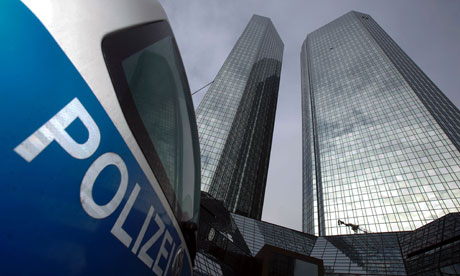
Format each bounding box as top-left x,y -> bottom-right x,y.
196,12 -> 460,236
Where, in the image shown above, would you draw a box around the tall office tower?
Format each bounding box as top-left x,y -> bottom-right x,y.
301,11 -> 460,236
196,15 -> 283,219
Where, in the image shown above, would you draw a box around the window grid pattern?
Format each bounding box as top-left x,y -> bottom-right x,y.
196,15 -> 283,219
399,212 -> 460,275
356,12 -> 460,154
301,41 -> 319,236
193,252 -> 223,276
196,212 -> 459,275
232,213 -> 317,257
196,15 -> 267,192
310,234 -> 406,275
302,11 -> 460,236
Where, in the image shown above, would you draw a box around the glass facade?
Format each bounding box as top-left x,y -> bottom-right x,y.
196,189 -> 460,275
301,11 -> 460,236
232,213 -> 317,257
399,212 -> 460,275
196,15 -> 283,219
195,193 -> 320,275
311,234 -> 406,275
196,192 -> 460,275
195,192 -> 254,276
230,212 -> 460,276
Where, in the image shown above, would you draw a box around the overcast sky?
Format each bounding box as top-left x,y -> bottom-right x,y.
159,0 -> 460,231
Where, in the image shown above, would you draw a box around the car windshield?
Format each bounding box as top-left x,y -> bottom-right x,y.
121,36 -> 200,223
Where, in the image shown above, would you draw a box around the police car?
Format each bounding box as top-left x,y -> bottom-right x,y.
0,0 -> 201,275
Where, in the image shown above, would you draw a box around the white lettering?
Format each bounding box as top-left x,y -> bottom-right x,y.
14,98 -> 100,162
13,97 -> 183,273
163,242 -> 176,276
138,214 -> 165,268
111,183 -> 141,247
153,230 -> 173,276
132,205 -> 155,255
80,152 -> 128,219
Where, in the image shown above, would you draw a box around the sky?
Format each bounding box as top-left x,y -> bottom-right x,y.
159,0 -> 460,231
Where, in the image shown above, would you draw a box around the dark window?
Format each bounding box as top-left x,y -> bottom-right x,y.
101,21 -> 201,224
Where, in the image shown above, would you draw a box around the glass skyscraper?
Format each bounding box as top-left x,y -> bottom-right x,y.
196,15 -> 283,219
301,11 -> 460,236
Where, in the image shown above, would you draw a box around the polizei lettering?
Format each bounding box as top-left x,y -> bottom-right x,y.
14,97 -> 180,275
